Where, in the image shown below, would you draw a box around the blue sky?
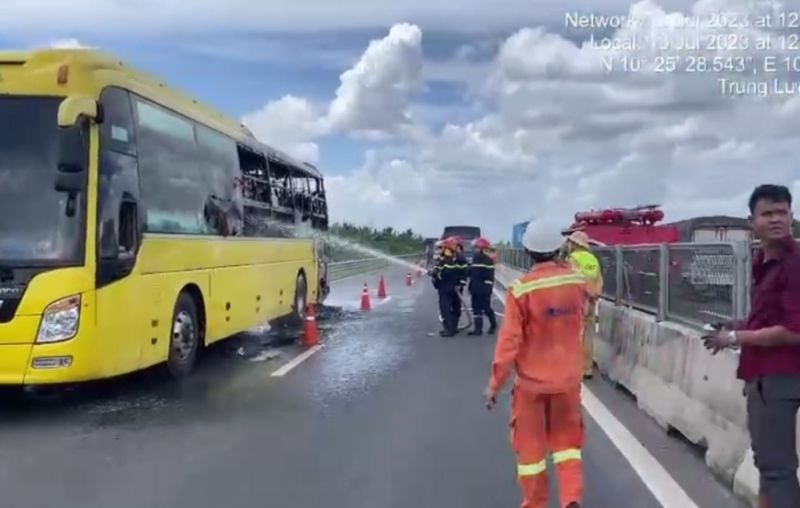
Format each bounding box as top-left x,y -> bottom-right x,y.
2,0 -> 796,240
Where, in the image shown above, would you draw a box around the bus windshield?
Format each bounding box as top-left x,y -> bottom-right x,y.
0,97 -> 84,266
442,226 -> 481,241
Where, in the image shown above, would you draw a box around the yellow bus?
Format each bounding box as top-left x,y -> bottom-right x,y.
0,49 -> 330,385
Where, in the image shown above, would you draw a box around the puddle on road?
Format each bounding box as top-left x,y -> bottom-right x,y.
0,302 -> 372,427
241,349 -> 282,363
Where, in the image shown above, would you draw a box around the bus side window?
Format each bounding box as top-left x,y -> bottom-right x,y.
97,87 -> 141,286
196,125 -> 244,237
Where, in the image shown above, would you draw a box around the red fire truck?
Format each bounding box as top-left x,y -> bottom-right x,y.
563,204 -> 681,246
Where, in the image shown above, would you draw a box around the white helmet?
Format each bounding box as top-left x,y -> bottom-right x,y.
522,220 -> 566,253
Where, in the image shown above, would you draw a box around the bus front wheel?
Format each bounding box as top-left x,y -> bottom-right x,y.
167,292 -> 200,379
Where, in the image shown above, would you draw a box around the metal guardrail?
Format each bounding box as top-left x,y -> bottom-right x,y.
326,254 -> 422,282
499,242 -> 752,327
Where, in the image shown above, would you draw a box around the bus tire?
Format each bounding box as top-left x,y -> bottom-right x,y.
167,292 -> 200,379
292,272 -> 308,326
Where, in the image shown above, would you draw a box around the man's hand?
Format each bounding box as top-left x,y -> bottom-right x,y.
702,329 -> 737,354
484,386 -> 497,411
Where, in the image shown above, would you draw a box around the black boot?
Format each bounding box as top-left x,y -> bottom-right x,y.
449,316 -> 460,335
440,315 -> 457,337
468,316 -> 483,336
487,310 -> 497,334
566,503 -> 581,508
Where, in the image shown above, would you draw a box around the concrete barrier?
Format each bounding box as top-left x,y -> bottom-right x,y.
595,301 -> 751,494
495,263 -> 800,507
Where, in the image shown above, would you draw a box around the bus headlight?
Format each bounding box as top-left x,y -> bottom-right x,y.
37,295 -> 81,344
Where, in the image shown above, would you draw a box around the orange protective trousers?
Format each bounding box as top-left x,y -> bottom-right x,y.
511,386 -> 584,508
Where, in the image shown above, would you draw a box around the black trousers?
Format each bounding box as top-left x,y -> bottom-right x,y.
438,289 -> 459,333
470,288 -> 497,332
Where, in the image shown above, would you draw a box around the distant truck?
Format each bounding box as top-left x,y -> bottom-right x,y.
441,225 -> 481,261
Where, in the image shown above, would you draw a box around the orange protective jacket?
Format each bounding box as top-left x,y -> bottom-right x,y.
489,261 -> 588,395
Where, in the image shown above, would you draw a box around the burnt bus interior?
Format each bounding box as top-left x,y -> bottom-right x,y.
237,145 -> 329,237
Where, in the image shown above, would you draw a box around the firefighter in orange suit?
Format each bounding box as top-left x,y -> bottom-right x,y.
485,221 -> 588,508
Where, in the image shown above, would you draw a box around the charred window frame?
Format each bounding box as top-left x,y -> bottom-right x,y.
238,145 -> 271,205
268,157 -> 294,212
289,170 -> 313,220
310,177 -> 329,230
238,144 -> 277,237
96,87 -> 142,287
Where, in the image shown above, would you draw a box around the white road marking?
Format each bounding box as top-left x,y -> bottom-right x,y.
582,389 -> 699,508
270,345 -> 324,377
493,284 -> 697,508
492,287 -> 506,317
492,286 -> 506,303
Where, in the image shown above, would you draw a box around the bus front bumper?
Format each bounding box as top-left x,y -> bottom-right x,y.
0,343 -> 87,386
0,345 -> 33,385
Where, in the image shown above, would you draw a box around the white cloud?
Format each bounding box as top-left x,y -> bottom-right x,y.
243,23 -> 424,158
48,38 -> 93,49
242,95 -> 324,163
318,0 -> 800,240
323,23 -> 423,136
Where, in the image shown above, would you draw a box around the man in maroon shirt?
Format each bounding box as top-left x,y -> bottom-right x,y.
703,184 -> 800,508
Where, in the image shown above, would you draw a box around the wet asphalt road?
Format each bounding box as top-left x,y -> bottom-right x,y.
0,266 -> 747,508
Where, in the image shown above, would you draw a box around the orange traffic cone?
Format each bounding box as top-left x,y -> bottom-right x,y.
302,303 -> 319,347
406,272 -> 413,286
377,275 -> 388,299
360,283 -> 372,311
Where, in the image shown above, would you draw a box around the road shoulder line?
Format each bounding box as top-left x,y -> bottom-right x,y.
582,387 -> 699,508
271,345 -> 324,377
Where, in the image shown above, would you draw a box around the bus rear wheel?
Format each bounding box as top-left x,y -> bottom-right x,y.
167,292 -> 200,379
292,272 -> 308,326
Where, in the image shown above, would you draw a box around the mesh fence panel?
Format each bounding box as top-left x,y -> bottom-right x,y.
620,248 -> 661,311
497,243 -> 749,326
500,249 -> 531,272
594,248 -> 618,300
667,244 -> 735,324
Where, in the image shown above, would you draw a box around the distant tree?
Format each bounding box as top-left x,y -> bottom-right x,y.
326,222 -> 425,260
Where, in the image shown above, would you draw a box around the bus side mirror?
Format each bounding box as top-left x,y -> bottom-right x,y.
58,95 -> 98,128
57,122 -> 89,176
54,96 -> 95,215
55,172 -> 85,193
56,95 -> 97,175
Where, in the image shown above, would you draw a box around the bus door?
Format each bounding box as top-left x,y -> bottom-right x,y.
95,88 -> 148,374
